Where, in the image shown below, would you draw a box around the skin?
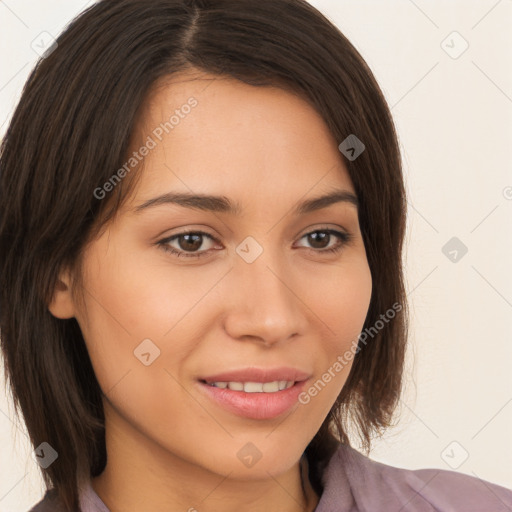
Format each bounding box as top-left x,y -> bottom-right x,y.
49,69 -> 372,512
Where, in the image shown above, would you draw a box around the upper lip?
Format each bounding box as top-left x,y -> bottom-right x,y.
200,367 -> 311,384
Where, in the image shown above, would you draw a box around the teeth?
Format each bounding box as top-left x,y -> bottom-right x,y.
278,380 -> 288,390
208,380 -> 295,392
228,381 -> 244,391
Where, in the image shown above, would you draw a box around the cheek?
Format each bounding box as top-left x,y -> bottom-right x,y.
75,238 -> 228,396
312,258 -> 372,391
312,254 -> 373,350
79,237 -> 211,341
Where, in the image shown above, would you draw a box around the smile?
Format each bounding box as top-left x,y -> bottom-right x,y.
203,380 -> 295,392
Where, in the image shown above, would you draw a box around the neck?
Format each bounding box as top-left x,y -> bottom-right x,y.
91,405 -> 320,512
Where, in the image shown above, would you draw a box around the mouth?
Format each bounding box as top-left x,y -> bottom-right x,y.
199,366 -> 311,386
199,379 -> 297,393
196,367 -> 311,420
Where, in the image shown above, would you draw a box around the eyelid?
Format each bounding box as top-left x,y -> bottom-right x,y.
296,223 -> 349,239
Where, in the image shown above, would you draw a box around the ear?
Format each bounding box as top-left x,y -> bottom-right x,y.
47,267 -> 76,319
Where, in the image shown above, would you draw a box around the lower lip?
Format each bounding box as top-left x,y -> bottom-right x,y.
197,380 -> 307,420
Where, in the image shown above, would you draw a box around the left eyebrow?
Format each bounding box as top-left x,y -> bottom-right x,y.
296,189 -> 359,214
132,189 -> 359,215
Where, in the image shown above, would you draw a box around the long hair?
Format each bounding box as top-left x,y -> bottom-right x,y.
0,0 -> 408,509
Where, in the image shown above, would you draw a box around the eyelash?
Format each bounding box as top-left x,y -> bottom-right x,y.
157,228 -> 353,259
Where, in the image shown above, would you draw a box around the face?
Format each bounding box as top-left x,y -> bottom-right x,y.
52,70 -> 372,482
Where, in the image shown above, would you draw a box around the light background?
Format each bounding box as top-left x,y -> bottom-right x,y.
1,0 -> 511,510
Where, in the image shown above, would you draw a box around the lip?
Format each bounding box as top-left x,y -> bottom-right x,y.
196,367 -> 311,420
199,366 -> 311,384
197,379 -> 309,420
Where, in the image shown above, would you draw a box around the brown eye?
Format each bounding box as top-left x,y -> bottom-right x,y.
296,229 -> 352,254
306,231 -> 331,249
158,231 -> 219,258
176,233 -> 204,252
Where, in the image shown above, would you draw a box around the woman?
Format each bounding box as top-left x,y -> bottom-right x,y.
0,1 -> 510,511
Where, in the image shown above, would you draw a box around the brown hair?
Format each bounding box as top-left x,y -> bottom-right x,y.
0,0 -> 408,510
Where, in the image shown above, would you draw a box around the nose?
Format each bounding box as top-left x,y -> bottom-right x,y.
222,251 -> 307,347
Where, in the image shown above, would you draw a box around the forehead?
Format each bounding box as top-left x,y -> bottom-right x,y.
127,69 -> 355,206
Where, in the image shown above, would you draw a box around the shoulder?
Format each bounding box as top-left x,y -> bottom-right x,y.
316,443 -> 512,511
28,489 -> 68,512
29,481 -> 110,512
